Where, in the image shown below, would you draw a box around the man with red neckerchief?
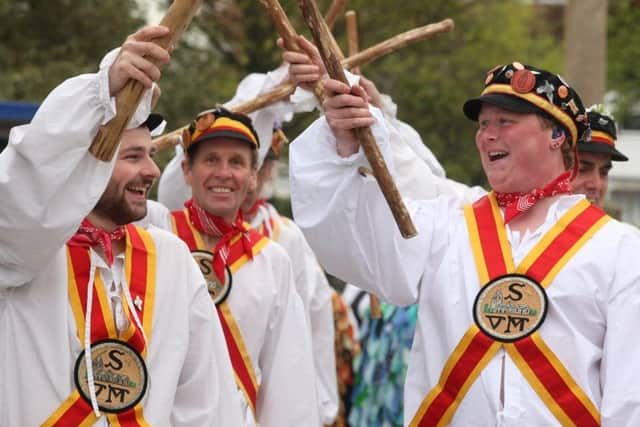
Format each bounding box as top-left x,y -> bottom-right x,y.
286,60 -> 640,426
163,108 -> 320,427
0,26 -> 243,427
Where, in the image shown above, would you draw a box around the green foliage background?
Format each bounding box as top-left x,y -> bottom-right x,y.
1,0 -> 638,190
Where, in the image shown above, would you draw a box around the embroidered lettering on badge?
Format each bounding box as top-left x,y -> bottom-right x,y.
74,339 -> 148,413
473,274 -> 548,343
192,250 -> 232,305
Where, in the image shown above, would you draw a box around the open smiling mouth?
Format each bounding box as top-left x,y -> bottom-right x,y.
488,151 -> 509,162
126,185 -> 149,197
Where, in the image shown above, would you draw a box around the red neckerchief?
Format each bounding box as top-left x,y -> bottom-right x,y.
67,218 -> 126,266
245,198 -> 267,220
494,171 -> 572,224
185,198 -> 255,282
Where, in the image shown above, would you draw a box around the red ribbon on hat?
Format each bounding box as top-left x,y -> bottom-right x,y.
67,218 -> 126,266
185,198 -> 255,283
494,171 -> 572,224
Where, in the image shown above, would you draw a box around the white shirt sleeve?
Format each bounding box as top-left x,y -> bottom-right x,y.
256,245 -> 320,426
600,225 -> 640,425
0,66 -> 148,289
169,243 -> 245,427
289,108 -> 432,306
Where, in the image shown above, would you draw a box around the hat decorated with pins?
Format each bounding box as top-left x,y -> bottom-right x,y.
182,107 -> 259,154
578,104 -> 628,161
142,113 -> 165,133
463,62 -> 589,146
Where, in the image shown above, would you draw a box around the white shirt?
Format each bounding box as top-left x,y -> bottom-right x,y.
251,203 -> 338,424
288,110 -> 640,426
0,64 -> 243,426
157,210 -> 321,427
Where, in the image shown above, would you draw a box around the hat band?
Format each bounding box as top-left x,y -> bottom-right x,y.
191,117 -> 258,147
589,130 -> 615,147
481,84 -> 578,146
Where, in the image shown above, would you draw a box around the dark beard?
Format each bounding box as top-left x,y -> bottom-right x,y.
93,181 -> 149,225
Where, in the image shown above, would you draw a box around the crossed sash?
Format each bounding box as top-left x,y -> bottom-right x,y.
253,205 -> 281,240
410,195 -> 609,427
171,209 -> 269,418
43,224 -> 156,427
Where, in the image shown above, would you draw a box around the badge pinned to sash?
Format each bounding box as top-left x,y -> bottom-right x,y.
74,339 -> 148,413
192,250 -> 232,305
473,274 -> 548,343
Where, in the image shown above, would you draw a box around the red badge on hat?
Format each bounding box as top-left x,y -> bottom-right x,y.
511,69 -> 536,94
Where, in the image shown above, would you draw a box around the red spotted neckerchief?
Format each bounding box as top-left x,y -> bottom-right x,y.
185,198 -> 255,283
67,219 -> 126,266
494,171 -> 572,224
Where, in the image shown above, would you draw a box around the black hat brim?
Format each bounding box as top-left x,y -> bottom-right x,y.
186,131 -> 257,156
463,93 -> 542,121
578,141 -> 628,161
142,113 -> 164,132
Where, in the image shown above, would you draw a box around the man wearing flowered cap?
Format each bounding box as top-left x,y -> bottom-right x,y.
160,107 -> 320,427
285,59 -> 640,426
572,105 -> 628,207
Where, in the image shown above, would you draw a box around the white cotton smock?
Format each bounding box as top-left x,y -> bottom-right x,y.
153,209 -> 321,427
250,202 -> 338,425
0,59 -> 243,426
288,107 -> 640,426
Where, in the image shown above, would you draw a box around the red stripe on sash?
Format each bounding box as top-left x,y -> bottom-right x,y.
410,195 -> 606,426
171,210 -> 199,251
217,308 -> 258,413
473,196 -> 509,277
417,332 -> 495,426
45,226 -> 155,426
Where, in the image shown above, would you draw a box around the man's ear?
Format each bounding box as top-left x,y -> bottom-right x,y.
248,168 -> 258,193
181,158 -> 192,186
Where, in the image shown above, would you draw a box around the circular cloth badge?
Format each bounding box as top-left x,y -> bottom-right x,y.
473,274 -> 548,343
191,250 -> 232,305
74,339 -> 148,413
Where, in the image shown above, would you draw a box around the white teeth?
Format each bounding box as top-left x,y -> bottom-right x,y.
488,151 -> 508,161
126,186 -> 147,194
209,188 -> 232,193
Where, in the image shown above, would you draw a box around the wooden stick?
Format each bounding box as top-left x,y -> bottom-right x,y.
342,19 -> 454,70
152,20 -> 454,150
257,0 -> 325,101
346,9 -> 381,317
324,0 -> 348,30
88,0 -> 201,161
345,10 -> 360,75
299,0 -> 417,239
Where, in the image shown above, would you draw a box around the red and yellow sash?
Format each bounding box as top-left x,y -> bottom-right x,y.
255,213 -> 281,240
43,225 -> 156,427
171,208 -> 269,417
410,195 -> 608,427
